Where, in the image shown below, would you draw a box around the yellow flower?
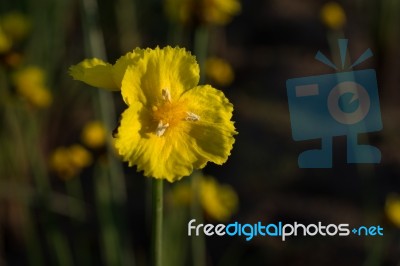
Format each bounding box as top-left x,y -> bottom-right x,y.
115,47 -> 236,182
50,145 -> 93,180
0,26 -> 12,53
203,0 -> 241,25
70,46 -> 237,182
0,12 -> 29,54
81,121 -> 107,149
69,48 -> 144,91
13,66 -> 52,108
199,176 -> 238,221
206,57 -> 234,86
385,194 -> 400,227
320,2 -> 346,30
169,182 -> 192,206
165,0 -> 241,25
1,12 -> 30,41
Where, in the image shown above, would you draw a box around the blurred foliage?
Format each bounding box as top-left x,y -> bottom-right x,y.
0,0 -> 400,265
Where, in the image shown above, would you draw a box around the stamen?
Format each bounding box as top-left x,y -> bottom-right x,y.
162,89 -> 171,102
155,120 -> 169,137
185,112 -> 200,121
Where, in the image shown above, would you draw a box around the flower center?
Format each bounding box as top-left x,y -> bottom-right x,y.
152,89 -> 200,137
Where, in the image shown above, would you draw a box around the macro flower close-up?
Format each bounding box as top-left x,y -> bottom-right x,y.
70,46 -> 237,182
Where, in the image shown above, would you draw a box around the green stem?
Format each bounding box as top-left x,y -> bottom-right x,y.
95,164 -> 122,266
191,24 -> 210,266
190,172 -> 206,266
80,0 -> 127,204
152,179 -> 163,266
194,25 -> 209,83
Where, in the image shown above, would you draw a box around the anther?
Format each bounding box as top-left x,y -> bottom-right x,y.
185,112 -> 200,121
155,120 -> 169,137
162,89 -> 171,102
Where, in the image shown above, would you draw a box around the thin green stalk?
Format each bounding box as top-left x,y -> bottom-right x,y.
80,0 -> 127,204
194,26 -> 209,83
191,25 -> 210,266
50,230 -> 74,266
115,0 -> 141,50
79,0 -> 136,265
190,172 -> 206,266
22,207 -> 45,266
152,179 -> 163,266
64,177 -> 86,221
95,164 -> 122,266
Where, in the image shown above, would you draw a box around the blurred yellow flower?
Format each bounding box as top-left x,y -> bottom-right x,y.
70,46 -> 237,182
206,57 -> 234,86
50,144 -> 93,180
81,121 -> 107,149
0,26 -> 12,53
385,194 -> 400,227
169,175 -> 238,221
165,0 -> 241,25
199,176 -> 238,221
320,2 -> 346,30
13,66 -> 52,108
169,182 -> 192,206
1,12 -> 30,41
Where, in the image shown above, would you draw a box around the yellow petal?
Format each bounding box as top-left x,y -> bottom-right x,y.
69,58 -> 118,90
121,46 -> 200,106
114,104 -> 206,182
115,85 -> 236,181
179,85 -> 237,164
112,48 -> 145,87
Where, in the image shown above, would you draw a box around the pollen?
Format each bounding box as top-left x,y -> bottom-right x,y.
155,121 -> 170,137
153,90 -> 200,136
185,111 -> 200,121
162,88 -> 171,102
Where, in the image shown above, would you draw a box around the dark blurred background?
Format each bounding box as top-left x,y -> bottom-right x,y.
0,0 -> 400,265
